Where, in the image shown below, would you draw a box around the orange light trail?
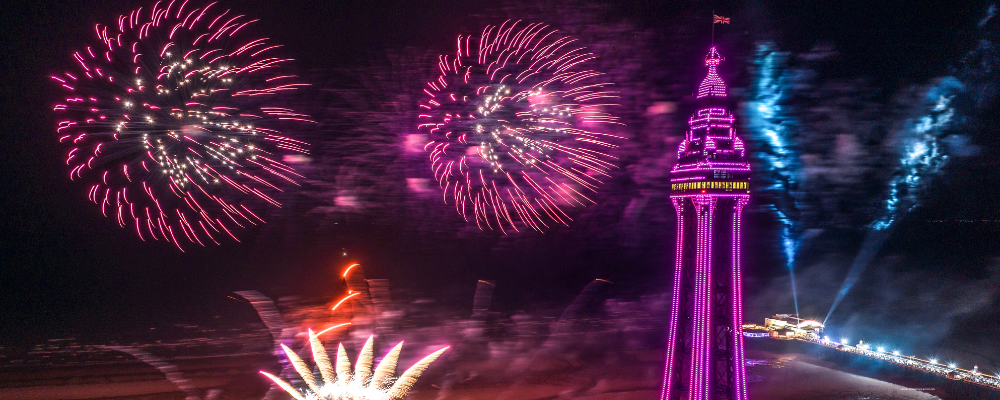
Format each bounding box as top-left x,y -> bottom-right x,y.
331,292 -> 360,311
342,263 -> 360,278
311,322 -> 351,339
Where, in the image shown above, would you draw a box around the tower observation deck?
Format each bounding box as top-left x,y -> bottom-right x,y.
660,47 -> 751,400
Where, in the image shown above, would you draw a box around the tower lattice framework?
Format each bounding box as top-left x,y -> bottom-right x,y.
660,47 -> 751,400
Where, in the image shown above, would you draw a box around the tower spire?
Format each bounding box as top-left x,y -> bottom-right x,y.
697,47 -> 727,99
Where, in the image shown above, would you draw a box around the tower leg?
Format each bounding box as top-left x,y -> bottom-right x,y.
730,198 -> 750,400
661,200 -> 687,400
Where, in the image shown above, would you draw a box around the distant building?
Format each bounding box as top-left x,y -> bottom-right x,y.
763,315 -> 825,341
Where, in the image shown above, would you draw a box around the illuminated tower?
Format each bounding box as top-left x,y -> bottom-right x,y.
660,47 -> 751,400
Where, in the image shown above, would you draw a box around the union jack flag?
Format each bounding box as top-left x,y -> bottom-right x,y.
714,15 -> 730,24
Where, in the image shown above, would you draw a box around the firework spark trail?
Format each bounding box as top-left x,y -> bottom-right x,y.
418,20 -> 625,233
53,0 -> 314,251
263,334 -> 449,400
748,44 -> 802,317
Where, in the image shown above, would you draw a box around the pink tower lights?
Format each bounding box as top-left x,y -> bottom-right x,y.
660,47 -> 751,400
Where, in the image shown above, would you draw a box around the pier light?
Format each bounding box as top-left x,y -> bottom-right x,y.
877,347 -> 885,352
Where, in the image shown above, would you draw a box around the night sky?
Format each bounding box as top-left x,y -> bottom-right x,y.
1,0 -> 998,365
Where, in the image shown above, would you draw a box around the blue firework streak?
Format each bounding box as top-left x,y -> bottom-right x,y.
747,43 -> 802,316
871,78 -> 960,230
826,77 -> 963,324
749,45 -> 797,176
825,4 -> 999,324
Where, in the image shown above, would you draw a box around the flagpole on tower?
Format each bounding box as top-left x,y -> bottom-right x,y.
711,13 -> 729,47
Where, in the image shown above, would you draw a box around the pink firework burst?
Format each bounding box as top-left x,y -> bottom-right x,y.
419,20 -> 624,234
52,0 -> 315,251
